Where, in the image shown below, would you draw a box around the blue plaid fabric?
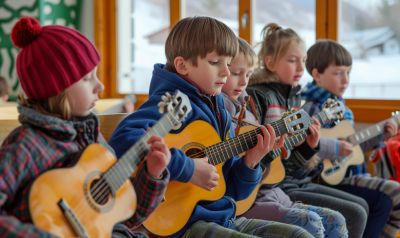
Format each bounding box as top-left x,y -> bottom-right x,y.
301,81 -> 354,127
301,81 -> 366,176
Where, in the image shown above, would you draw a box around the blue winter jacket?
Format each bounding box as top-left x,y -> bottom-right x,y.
109,64 -> 262,237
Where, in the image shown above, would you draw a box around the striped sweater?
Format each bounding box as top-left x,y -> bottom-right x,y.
247,70 -> 318,183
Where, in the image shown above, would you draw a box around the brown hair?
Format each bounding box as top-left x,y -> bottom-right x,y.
237,37 -> 256,67
18,91 -> 72,120
0,76 -> 10,97
306,39 -> 352,75
258,23 -> 304,71
165,16 -> 238,72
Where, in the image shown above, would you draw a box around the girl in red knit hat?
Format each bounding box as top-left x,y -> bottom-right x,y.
0,17 -> 171,237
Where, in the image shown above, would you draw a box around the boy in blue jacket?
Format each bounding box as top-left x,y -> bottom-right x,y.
109,16 -> 312,238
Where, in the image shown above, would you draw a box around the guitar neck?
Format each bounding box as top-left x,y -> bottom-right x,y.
103,113 -> 174,193
205,118 -> 288,165
267,108 -> 331,159
347,115 -> 399,146
314,112 -> 327,126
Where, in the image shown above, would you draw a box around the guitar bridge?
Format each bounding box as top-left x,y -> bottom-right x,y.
58,199 -> 89,238
324,165 -> 341,176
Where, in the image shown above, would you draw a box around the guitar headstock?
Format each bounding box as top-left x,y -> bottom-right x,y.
158,90 -> 192,130
282,109 -> 312,134
321,98 -> 345,124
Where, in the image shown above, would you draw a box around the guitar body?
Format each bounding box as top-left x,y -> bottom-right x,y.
263,156 -> 285,185
234,125 -> 285,216
235,156 -> 285,216
29,144 -> 137,238
143,120 -> 225,236
320,120 -> 364,185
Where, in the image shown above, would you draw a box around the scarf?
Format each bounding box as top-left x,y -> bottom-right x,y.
302,81 -> 354,125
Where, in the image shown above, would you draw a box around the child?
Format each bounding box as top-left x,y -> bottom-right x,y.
0,75 -> 10,103
223,37 -> 348,238
109,16 -> 313,238
302,39 -> 400,238
0,17 -> 170,237
246,23 -> 370,238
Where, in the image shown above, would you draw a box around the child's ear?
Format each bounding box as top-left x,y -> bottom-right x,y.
174,56 -> 188,75
264,56 -> 274,71
311,68 -> 321,84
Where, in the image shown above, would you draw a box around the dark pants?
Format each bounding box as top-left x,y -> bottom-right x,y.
334,184 -> 392,238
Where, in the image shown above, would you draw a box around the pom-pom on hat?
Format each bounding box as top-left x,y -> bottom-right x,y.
11,17 -> 100,99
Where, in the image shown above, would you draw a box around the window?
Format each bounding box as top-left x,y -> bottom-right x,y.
252,0 -> 316,87
339,0 -> 400,99
117,0 -> 169,94
183,0 -> 239,35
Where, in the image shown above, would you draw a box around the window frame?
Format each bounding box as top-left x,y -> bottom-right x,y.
94,0 -> 400,122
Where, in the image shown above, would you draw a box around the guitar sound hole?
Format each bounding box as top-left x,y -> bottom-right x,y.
186,148 -> 205,158
90,178 -> 112,205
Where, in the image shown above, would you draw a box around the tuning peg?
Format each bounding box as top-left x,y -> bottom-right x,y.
158,101 -> 166,114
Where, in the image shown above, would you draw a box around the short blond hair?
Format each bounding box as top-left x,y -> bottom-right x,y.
165,16 -> 238,72
237,38 -> 256,68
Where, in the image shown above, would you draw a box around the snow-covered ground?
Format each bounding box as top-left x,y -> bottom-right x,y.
118,1 -> 400,99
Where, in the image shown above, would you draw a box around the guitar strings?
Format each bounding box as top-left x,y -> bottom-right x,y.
185,119 -> 285,165
66,110 -> 314,220
69,113 -> 174,221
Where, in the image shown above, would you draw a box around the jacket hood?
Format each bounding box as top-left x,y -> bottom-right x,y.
248,68 -> 280,86
149,64 -> 199,97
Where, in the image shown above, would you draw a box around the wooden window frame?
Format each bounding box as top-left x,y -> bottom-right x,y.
94,0 -> 400,122
315,0 -> 400,123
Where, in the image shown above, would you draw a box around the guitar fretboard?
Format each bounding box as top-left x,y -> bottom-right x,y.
204,118 -> 288,165
268,108 -> 331,159
103,113 -> 176,193
347,115 -> 400,146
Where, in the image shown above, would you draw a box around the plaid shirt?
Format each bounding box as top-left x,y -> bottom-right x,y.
0,106 -> 169,237
301,81 -> 383,176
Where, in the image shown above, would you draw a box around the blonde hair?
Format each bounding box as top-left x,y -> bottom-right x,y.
165,16 -> 238,72
18,91 -> 72,120
248,23 -> 304,85
258,23 -> 304,72
237,37 -> 256,68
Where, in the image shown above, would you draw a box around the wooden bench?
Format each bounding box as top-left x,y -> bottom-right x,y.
0,119 -> 20,144
0,102 -> 18,120
97,113 -> 127,141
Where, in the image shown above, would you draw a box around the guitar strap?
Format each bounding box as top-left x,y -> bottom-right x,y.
235,96 -> 260,137
247,96 -> 259,122
235,103 -> 246,137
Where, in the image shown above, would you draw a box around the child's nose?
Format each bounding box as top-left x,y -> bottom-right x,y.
342,74 -> 349,84
239,76 -> 247,86
95,79 -> 105,93
297,62 -> 304,72
220,64 -> 230,77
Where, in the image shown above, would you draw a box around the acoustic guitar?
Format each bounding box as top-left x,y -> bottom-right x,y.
143,109 -> 312,236
235,98 -> 345,215
321,111 -> 400,185
29,90 -> 191,238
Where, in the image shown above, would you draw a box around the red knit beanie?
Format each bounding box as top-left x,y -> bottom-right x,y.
11,17 -> 100,99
